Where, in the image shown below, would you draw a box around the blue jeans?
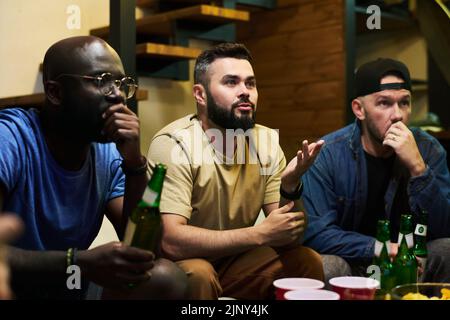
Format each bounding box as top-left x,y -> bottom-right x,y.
321,238 -> 450,288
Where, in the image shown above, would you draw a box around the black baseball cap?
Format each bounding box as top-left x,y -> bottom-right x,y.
354,58 -> 412,98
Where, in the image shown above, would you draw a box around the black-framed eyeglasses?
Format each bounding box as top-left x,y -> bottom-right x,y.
54,72 -> 138,99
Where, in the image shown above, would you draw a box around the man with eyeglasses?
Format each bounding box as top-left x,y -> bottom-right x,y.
0,36 -> 187,299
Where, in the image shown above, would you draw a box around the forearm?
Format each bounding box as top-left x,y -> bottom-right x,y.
6,246 -> 67,286
162,224 -> 262,261
305,225 -> 375,260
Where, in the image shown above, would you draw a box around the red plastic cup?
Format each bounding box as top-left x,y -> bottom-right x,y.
273,278 -> 325,300
329,276 -> 379,300
285,289 -> 340,300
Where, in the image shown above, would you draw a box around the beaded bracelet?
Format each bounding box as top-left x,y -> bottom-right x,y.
66,248 -> 77,268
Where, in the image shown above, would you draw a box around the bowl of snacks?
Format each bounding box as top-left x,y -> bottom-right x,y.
390,283 -> 450,300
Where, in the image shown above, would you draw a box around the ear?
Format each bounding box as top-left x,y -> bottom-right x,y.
193,84 -> 207,107
352,98 -> 365,121
44,81 -> 63,106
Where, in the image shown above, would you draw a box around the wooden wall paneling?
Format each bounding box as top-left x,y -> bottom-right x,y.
237,0 -> 344,40
238,0 -> 347,158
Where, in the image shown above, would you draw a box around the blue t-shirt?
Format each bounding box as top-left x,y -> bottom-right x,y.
0,108 -> 125,250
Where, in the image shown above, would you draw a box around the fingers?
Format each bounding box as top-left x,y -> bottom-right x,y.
389,121 -> 408,131
112,246 -> 154,278
297,139 -> 325,163
102,111 -> 139,142
276,201 -> 295,214
310,139 -> 325,155
0,214 -> 23,243
118,245 -> 155,262
384,122 -> 411,144
299,140 -> 309,162
102,104 -> 133,119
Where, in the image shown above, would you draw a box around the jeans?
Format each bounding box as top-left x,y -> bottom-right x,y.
321,238 -> 450,288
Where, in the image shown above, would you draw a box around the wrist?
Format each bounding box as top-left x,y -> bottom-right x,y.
252,225 -> 266,246
76,250 -> 90,278
122,155 -> 146,169
280,182 -> 303,200
280,177 -> 301,193
121,156 -> 148,176
410,161 -> 426,177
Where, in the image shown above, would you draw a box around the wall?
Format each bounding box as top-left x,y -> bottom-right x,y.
237,0 -> 347,159
0,0 -> 109,98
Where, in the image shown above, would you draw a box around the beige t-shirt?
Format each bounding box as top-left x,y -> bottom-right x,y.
147,114 -> 286,230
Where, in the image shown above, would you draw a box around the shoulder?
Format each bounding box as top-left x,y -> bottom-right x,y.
411,127 -> 440,143
148,116 -> 197,167
316,124 -> 354,159
152,114 -> 197,141
411,127 -> 446,155
0,108 -> 38,129
321,124 -> 354,146
0,108 -> 40,145
252,123 -> 285,159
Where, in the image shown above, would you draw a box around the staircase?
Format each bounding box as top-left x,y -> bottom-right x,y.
0,0 -> 273,109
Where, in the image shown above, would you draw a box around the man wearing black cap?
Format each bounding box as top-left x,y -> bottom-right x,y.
301,58 -> 450,283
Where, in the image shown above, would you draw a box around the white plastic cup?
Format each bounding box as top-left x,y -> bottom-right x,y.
285,289 -> 340,300
273,278 -> 325,300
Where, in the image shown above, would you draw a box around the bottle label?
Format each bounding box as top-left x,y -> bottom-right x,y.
385,240 -> 392,256
374,240 -> 383,257
123,218 -> 137,246
143,189 -> 158,205
406,233 -> 414,249
398,233 -> 414,249
414,224 -> 427,237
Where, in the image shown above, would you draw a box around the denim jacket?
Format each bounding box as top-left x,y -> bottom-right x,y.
302,121 -> 450,261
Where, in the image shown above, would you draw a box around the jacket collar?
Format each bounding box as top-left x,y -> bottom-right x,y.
349,119 -> 363,159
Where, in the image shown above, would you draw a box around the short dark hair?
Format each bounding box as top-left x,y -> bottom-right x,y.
194,43 -> 252,87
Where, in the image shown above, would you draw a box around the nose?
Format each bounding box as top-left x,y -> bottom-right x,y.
237,82 -> 250,99
105,84 -> 126,104
391,102 -> 403,123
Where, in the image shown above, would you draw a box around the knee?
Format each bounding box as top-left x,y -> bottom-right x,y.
181,259 -> 218,287
321,255 -> 351,287
149,258 -> 189,299
281,246 -> 325,281
299,246 -> 324,272
427,238 -> 450,260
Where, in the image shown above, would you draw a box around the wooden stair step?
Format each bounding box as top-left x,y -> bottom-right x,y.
137,0 -> 274,11
137,0 -> 216,7
91,4 -> 250,38
136,0 -> 158,8
38,43 -> 200,72
0,90 -> 148,109
136,43 -> 201,59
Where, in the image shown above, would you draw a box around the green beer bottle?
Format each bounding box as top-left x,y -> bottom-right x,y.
393,214 -> 418,285
372,220 -> 396,294
123,163 -> 167,256
413,210 -> 428,281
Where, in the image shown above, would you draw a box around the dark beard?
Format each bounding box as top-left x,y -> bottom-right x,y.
206,89 -> 256,130
366,121 -> 384,145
